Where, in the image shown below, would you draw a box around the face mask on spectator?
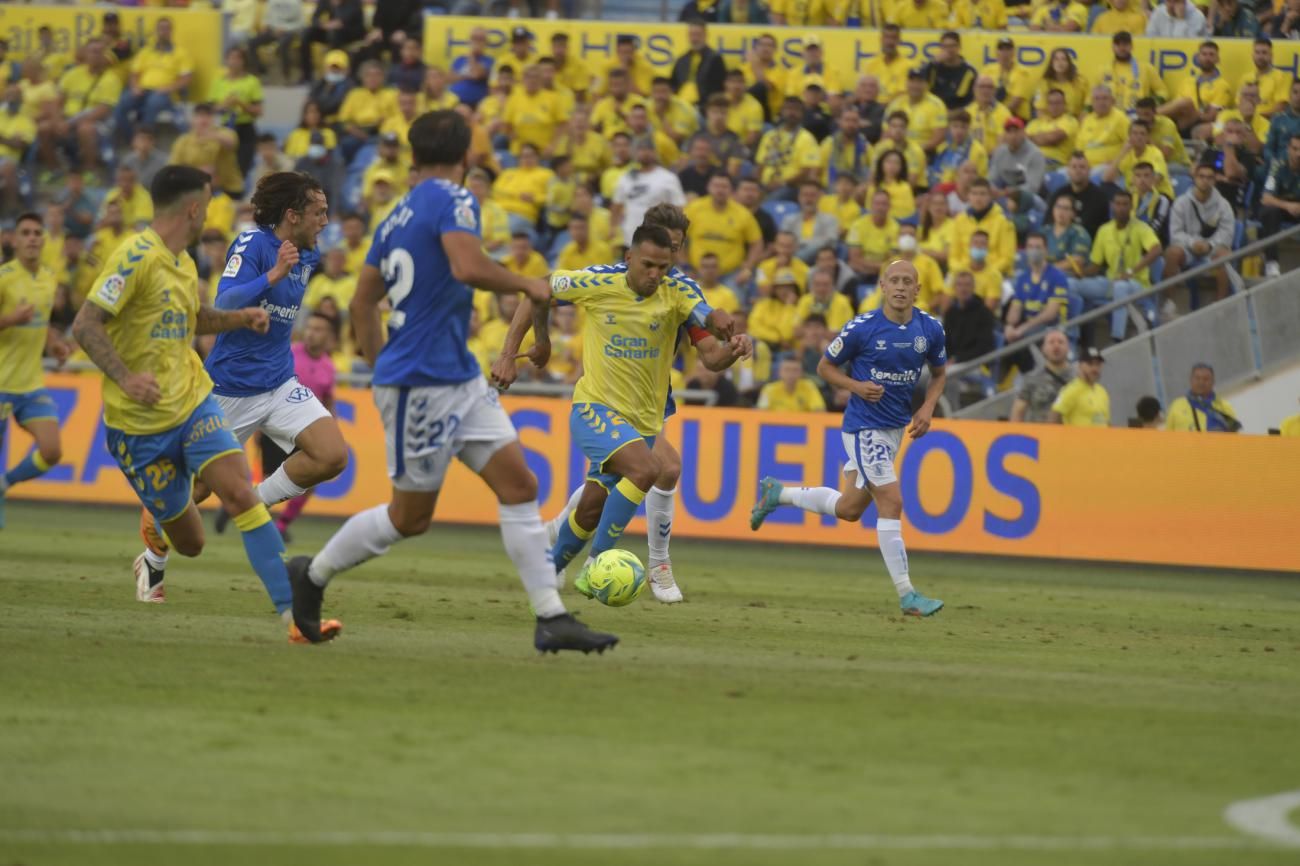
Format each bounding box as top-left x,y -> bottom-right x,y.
307,143 -> 327,160
1026,248 -> 1045,267
971,248 -> 988,264
897,234 -> 917,253
325,71 -> 347,84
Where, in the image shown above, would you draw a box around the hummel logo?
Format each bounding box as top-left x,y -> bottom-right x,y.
657,521 -> 671,538
608,523 -> 625,537
605,313 -> 617,324
649,321 -> 661,331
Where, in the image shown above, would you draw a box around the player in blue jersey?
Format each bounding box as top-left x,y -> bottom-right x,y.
750,259 -> 948,617
493,204 -> 745,603
286,110 -> 618,654
130,172 -> 348,619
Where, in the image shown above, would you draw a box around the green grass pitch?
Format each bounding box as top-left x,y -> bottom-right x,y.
1,502 -> 1299,866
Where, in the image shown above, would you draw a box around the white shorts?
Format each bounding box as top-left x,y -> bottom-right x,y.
214,378 -> 332,452
842,428 -> 905,489
373,376 -> 517,492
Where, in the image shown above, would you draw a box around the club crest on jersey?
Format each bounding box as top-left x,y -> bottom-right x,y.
97,273 -> 125,304
454,200 -> 477,230
222,254 -> 243,278
298,265 -> 313,285
914,336 -> 928,354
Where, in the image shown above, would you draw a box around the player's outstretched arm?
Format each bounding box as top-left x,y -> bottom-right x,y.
702,308 -> 737,342
909,363 -> 947,440
696,333 -> 754,372
71,302 -> 161,405
490,296 -> 551,391
196,305 -> 270,336
442,232 -> 551,305
351,264 -> 388,368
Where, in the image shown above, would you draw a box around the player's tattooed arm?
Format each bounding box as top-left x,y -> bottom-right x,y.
196,305 -> 270,335
490,296 -> 549,391
702,308 -> 736,342
71,302 -> 162,405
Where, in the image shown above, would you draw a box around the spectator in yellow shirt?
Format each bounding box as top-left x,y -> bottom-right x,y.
750,275 -> 803,350
758,355 -> 827,412
1159,40 -> 1233,138
366,169 -> 401,227
169,102 -> 243,197
503,64 -> 561,155
820,175 -> 864,237
0,86 -> 36,214
1032,0 -> 1089,31
1026,89 -> 1079,167
113,16 -> 192,144
305,246 -> 357,313
929,109 -> 989,188
1095,32 -> 1168,115
795,269 -> 854,332
555,213 -> 614,272
872,111 -> 929,187
600,133 -> 635,203
464,168 -> 510,258
755,97 -> 823,193
338,60 -> 397,160
740,33 -> 788,119
869,149 -> 916,220
770,0 -> 830,26
1077,84 -> 1131,167
756,231 -> 811,295
1136,94 -> 1189,170
695,253 -> 743,313
493,142 -> 555,233
602,34 -> 654,98
1279,407 -> 1300,437
723,69 -> 765,150
890,0 -> 949,28
102,164 -> 153,229
685,172 -> 764,279
339,213 -> 371,278
1050,347 -> 1111,426
625,103 -> 681,167
46,36 -> 119,175
1240,36 -> 1291,117
549,107 -> 611,187
503,232 -> 549,281
362,132 -> 411,202
1093,0 -> 1148,34
887,70 -> 948,154
650,77 -> 700,145
863,24 -> 910,104
969,76 -> 1014,154
783,36 -> 844,107
549,32 -> 592,100
1034,49 -> 1090,118
1165,363 -> 1242,432
950,179 -> 1016,277
590,68 -> 648,137
847,190 -> 900,287
982,37 -> 1035,121
861,224 -> 948,314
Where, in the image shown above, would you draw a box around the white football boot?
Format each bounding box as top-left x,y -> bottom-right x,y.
133,553 -> 165,603
648,561 -> 683,603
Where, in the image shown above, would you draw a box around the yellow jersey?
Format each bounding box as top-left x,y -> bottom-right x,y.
1178,72 -> 1234,112
600,58 -> 655,97
304,272 -> 357,311
650,98 -> 700,142
951,208 -> 1016,276
1034,75 -> 1091,118
1279,414 -> 1300,437
1090,219 -> 1161,286
725,95 -> 766,143
794,291 -> 854,331
869,139 -> 928,188
338,87 -> 398,129
553,130 -> 611,185
1117,145 -> 1173,198
549,269 -> 710,436
59,64 -> 123,117
755,256 -> 810,292
1093,7 -> 1147,34
863,53 -> 911,104
741,62 -> 789,117
1166,395 -> 1238,432
1240,66 -> 1292,113
503,250 -> 550,280
769,0 -> 831,24
700,284 -> 741,314
846,215 -> 901,264
554,59 -> 593,95
362,156 -> 412,201
819,193 -> 862,233
980,61 -> 1036,120
684,198 -> 762,272
86,229 -> 213,435
0,261 -> 57,394
480,199 -> 511,252
758,378 -> 826,412
417,90 -> 460,114
1076,109 -> 1130,167
493,166 -> 554,223
1030,1 -> 1089,29
1213,108 -> 1269,143
869,179 -> 916,220
0,110 -> 36,161
956,0 -> 1009,29
890,0 -> 948,27
1026,114 -> 1079,165
969,101 -> 1012,153
556,240 -> 615,272
1096,60 -> 1167,114
590,93 -> 648,136
104,184 -> 155,228
1052,378 -> 1111,427
342,239 -> 370,281
886,93 -> 948,148
748,297 -> 800,347
503,88 -> 561,154
131,42 -> 193,91
283,127 -> 337,158
754,126 -> 822,186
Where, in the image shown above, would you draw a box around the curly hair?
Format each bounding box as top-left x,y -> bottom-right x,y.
250,171 -> 324,227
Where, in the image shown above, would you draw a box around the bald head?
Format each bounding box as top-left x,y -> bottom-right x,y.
880,258 -> 921,315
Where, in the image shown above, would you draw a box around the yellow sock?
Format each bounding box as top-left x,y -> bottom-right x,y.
233,503 -> 273,532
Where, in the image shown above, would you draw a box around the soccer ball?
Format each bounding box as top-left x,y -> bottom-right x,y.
585,550 -> 647,607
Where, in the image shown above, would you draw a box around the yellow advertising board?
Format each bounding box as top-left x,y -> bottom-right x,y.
6,374 -> 1300,573
423,15 -> 1300,97
0,4 -> 224,96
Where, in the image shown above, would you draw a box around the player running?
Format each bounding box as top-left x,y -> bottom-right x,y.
749,259 -> 948,617
0,213 -> 70,528
494,204 -> 746,603
71,165 -> 325,642
131,172 -> 347,611
498,224 -> 749,598
285,110 -> 617,654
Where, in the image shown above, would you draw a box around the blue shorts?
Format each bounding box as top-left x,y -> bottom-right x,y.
571,402 -> 656,491
105,394 -> 243,523
0,389 -> 59,426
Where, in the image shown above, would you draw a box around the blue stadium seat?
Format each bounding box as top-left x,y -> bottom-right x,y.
1044,169 -> 1069,197
1172,172 -> 1193,199
762,199 -> 799,226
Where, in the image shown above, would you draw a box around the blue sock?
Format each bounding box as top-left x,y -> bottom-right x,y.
5,451 -> 53,488
234,504 -> 292,613
588,477 -> 647,558
551,509 -> 594,572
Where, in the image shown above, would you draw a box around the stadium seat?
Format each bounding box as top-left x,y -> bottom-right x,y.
761,199 -> 799,226
1172,172 -> 1193,199
1044,169 -> 1068,197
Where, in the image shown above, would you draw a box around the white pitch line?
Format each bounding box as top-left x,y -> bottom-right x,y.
0,830 -> 1281,850
1225,790 -> 1300,847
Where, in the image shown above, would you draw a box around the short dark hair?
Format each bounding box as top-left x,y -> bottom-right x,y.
652,76 -> 672,88
617,34 -> 637,47
706,93 -> 729,111
941,31 -> 960,43
882,23 -> 900,33
948,109 -> 971,124
256,132 -> 277,145
15,212 -> 43,229
970,177 -> 991,191
1136,396 -> 1162,422
1135,97 -> 1157,111
409,109 -> 471,169
150,164 -> 211,211
700,251 -> 719,261
1133,161 -> 1155,173
1255,35 -> 1273,48
1200,40 -> 1219,52
1025,230 -> 1046,245
1113,189 -> 1133,203
725,68 -> 745,80
972,229 -> 989,241
643,202 -> 690,234
630,223 -> 673,250
250,171 -> 325,227
887,110 -> 909,125
1130,119 -> 1151,132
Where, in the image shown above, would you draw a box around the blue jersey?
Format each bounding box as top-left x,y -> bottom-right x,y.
205,225 -> 319,397
367,178 -> 483,388
583,262 -> 704,418
1011,265 -> 1069,324
825,309 -> 947,431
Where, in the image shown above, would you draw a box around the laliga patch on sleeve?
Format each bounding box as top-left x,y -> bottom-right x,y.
552,275 -> 571,294
97,273 -> 125,305
828,336 -> 844,357
222,254 -> 243,278
454,200 -> 477,230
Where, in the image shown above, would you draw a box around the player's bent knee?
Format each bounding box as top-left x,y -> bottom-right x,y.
837,500 -> 867,522
391,511 -> 432,537
656,454 -> 681,488
38,444 -> 62,466
170,533 -> 204,557
219,487 -> 261,517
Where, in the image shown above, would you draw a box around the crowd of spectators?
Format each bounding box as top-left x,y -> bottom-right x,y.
3,0 -> 1300,430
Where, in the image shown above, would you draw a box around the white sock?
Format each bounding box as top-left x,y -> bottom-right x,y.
308,504 -> 403,587
499,502 -> 566,618
778,486 -> 842,516
645,485 -> 675,567
548,485 -> 584,540
143,548 -> 168,570
876,518 -> 914,598
257,464 -> 308,507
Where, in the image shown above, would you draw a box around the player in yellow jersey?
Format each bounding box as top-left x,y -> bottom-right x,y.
494,224 -> 750,597
70,165 -> 333,643
0,213 -> 70,528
